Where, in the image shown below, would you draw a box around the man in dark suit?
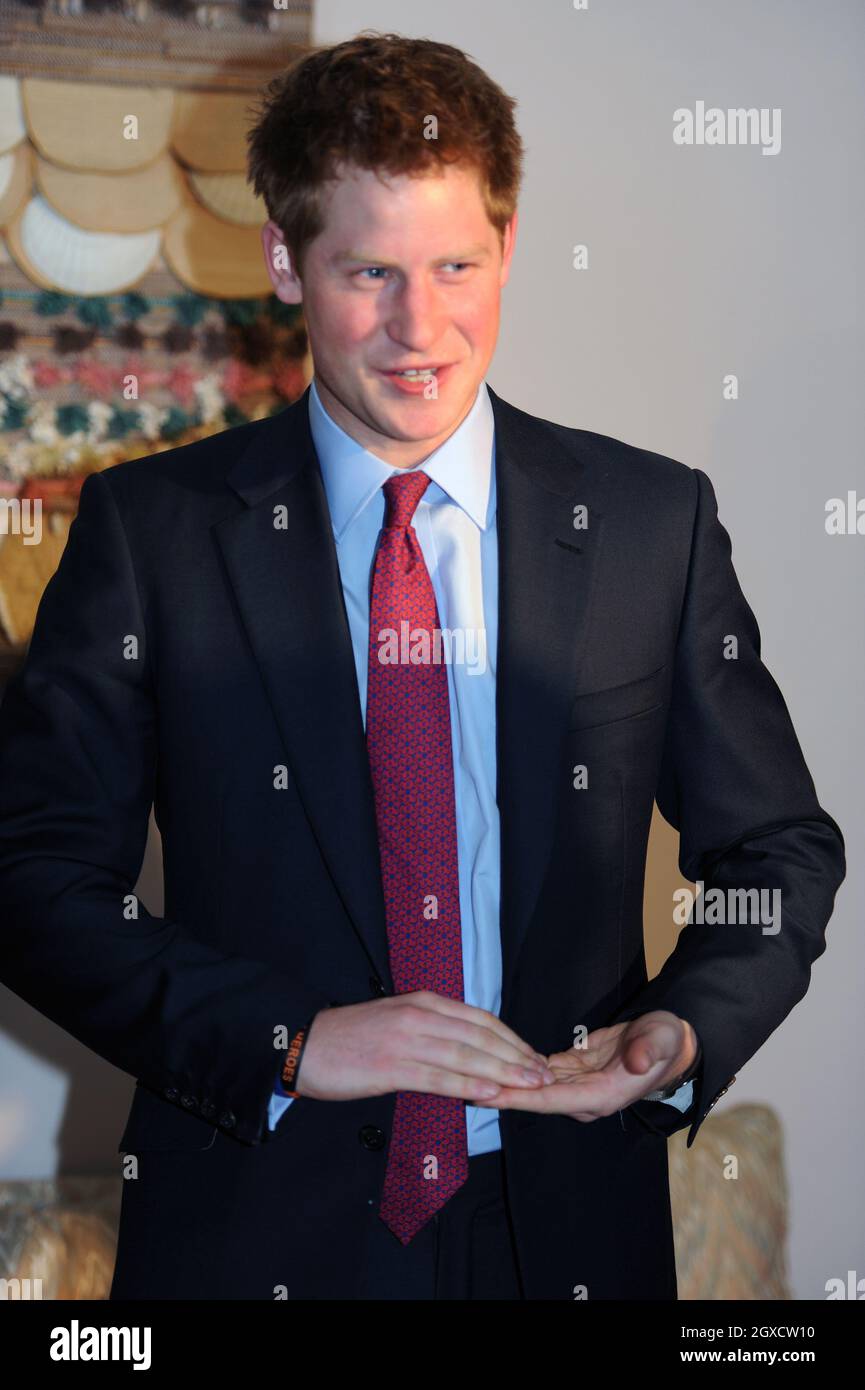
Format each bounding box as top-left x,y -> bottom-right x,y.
0,34 -> 845,1300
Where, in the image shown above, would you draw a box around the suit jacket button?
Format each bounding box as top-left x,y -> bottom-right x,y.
200,1099 -> 216,1118
163,1087 -> 179,1102
180,1094 -> 197,1109
219,1111 -> 236,1129
369,977 -> 387,997
359,1125 -> 386,1151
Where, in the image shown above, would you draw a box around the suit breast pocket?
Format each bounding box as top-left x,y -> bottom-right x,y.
118,1081 -> 218,1154
568,663 -> 668,732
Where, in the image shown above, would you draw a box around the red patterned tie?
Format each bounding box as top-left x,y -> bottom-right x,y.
366,470 -> 469,1244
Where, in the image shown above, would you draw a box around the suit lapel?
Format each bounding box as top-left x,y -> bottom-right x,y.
488,386 -> 606,1011
214,389 -> 391,986
213,384 -> 606,1008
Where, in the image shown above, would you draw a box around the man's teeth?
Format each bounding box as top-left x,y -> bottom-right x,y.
395,368 -> 437,377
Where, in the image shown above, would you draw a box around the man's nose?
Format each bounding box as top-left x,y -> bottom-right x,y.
386,282 -> 447,349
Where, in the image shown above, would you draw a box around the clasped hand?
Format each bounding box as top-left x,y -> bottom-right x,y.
295,991 -> 697,1121
474,1009 -> 698,1120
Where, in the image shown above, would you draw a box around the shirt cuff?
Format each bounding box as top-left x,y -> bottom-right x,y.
268,1088 -> 296,1131
657,1078 -> 695,1113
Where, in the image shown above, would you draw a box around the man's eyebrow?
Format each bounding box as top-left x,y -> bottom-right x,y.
333,244 -> 491,266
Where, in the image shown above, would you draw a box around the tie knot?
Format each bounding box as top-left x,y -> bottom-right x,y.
382,470 -> 431,529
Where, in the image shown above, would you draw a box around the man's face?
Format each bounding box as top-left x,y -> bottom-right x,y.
262,161 -> 517,467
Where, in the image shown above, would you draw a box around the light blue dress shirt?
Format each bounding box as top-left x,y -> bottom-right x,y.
268,376 -> 694,1145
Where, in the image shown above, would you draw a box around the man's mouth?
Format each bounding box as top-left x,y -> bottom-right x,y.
377,363 -> 456,393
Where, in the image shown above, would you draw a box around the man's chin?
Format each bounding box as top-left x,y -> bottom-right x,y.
368,379 -> 478,440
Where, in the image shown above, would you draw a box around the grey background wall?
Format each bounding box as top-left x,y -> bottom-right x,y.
1,0 -> 861,1300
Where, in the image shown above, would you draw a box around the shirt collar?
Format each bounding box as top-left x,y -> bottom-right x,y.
308,375 -> 495,542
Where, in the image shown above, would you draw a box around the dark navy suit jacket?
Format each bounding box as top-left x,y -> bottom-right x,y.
0,384 -> 845,1298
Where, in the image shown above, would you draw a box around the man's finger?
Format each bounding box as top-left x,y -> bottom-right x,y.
405,1034 -> 551,1089
412,1015 -> 554,1078
620,1018 -> 683,1078
407,991 -> 546,1064
474,1075 -> 613,1115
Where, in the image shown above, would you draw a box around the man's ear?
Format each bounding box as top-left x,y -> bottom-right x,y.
261,220 -> 304,305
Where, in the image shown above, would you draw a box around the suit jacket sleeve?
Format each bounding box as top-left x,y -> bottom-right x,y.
0,470 -> 332,1144
614,467 -> 846,1147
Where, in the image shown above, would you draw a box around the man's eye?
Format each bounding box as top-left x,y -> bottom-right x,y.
353,263 -> 473,280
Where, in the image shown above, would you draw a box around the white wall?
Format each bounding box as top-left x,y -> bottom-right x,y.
1,0 -> 861,1302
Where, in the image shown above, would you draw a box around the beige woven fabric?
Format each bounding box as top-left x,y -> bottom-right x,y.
671,1103 -> 792,1300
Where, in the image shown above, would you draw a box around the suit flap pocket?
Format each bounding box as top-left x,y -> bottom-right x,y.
569,663 -> 668,731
